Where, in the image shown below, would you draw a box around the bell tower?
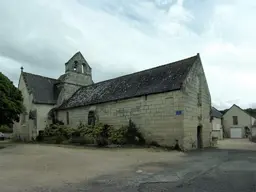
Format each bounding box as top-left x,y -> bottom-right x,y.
56,51 -> 93,106
65,51 -> 92,76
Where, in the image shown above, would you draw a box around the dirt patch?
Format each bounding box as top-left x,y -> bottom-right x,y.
0,144 -> 185,191
0,141 -> 13,149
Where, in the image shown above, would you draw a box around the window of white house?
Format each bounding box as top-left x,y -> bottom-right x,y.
232,116 -> 238,125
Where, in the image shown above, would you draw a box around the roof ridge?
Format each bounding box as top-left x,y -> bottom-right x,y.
23,72 -> 57,81
224,104 -> 255,118
58,54 -> 199,109
79,54 -> 198,90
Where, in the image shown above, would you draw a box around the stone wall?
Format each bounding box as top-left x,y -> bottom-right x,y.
13,74 -> 34,140
13,73 -> 55,141
35,104 -> 54,132
57,91 -> 184,147
182,58 -> 212,150
56,82 -> 82,106
56,70 -> 93,106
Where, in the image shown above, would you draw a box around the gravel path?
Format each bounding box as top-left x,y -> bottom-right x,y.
1,139 -> 255,192
0,144 -> 183,192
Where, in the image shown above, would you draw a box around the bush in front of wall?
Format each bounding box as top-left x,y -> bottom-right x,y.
126,120 -> 145,145
0,125 -> 12,133
92,123 -> 113,146
109,120 -> 145,145
109,126 -> 128,145
39,123 -> 75,144
38,120 -> 145,147
69,122 -> 95,145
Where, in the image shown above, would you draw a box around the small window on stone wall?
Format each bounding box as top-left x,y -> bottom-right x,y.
66,112 -> 69,125
73,61 -> 78,71
88,111 -> 96,126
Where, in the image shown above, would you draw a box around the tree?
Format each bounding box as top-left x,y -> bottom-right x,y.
0,72 -> 24,125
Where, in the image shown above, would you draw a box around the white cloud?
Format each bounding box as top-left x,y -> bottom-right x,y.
0,0 -> 255,110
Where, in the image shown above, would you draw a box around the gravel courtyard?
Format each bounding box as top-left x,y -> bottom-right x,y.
1,139 -> 256,192
0,143 -> 184,192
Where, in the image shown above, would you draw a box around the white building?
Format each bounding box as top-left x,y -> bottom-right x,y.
211,107 -> 223,140
222,104 -> 255,138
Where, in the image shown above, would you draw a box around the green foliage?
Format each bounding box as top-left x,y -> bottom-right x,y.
0,125 -> 12,133
245,108 -> 256,118
92,123 -> 112,146
38,120 -> 145,146
109,126 -> 128,145
39,123 -> 75,144
109,120 -> 145,145
77,121 -> 94,137
0,72 -> 24,125
71,122 -> 95,145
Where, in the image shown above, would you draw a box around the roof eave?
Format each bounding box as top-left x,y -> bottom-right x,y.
57,88 -> 182,111
33,100 -> 56,105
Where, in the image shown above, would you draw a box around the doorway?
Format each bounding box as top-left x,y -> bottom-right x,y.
197,125 -> 203,149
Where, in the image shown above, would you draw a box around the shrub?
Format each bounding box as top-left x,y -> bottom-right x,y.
92,123 -> 112,146
0,125 -> 12,133
109,120 -> 145,145
40,123 -> 75,144
36,130 -> 44,142
126,120 -> 145,145
109,126 -> 128,145
77,122 -> 94,137
38,120 -> 145,147
251,136 -> 256,143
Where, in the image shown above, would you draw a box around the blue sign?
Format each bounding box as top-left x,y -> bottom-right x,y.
176,110 -> 183,115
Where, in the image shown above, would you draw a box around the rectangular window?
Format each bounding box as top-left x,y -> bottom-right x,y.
66,112 -> 69,125
232,116 -> 238,125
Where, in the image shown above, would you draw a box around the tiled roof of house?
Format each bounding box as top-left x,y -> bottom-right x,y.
211,107 -> 223,119
22,72 -> 58,105
58,54 -> 199,109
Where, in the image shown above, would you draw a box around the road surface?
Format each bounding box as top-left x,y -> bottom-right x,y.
0,139 -> 255,191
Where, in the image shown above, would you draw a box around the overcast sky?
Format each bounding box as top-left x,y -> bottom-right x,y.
0,0 -> 255,110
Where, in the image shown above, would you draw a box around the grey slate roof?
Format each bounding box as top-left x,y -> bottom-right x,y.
22,72 -> 58,105
211,107 -> 223,119
59,54 -> 199,109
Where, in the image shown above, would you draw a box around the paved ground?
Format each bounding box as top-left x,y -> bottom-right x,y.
0,139 -> 256,191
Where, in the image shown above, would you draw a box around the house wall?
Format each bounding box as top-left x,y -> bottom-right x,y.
223,105 -> 254,138
57,90 -> 185,147
13,74 -> 34,141
212,117 -> 222,130
251,117 -> 256,126
252,127 -> 256,137
35,104 -> 54,133
56,66 -> 94,106
13,73 -> 54,140
182,57 -> 212,150
211,117 -> 223,140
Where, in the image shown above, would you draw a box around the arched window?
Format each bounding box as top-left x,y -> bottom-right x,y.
73,61 -> 78,71
88,111 -> 96,126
